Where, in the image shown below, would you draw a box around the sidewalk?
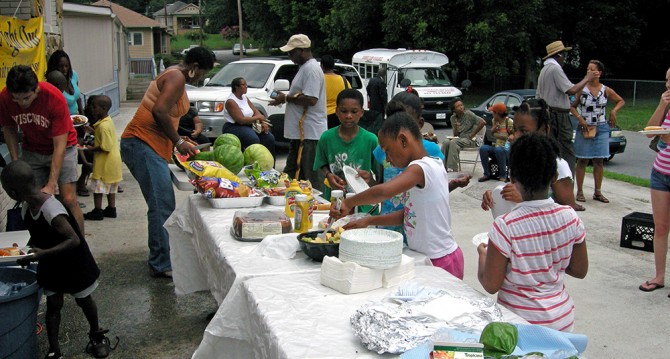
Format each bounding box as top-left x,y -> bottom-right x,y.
44,101 -> 666,358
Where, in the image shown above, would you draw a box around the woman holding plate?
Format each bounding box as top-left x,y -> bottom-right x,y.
569,60 -> 624,204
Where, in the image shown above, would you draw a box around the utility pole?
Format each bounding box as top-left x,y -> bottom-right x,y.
199,0 -> 204,46
237,0 -> 243,58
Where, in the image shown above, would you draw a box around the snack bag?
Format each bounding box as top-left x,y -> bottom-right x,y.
184,160 -> 242,183
192,177 -> 256,198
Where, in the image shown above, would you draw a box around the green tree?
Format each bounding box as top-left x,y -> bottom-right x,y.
319,0 -> 384,59
202,0 -> 239,34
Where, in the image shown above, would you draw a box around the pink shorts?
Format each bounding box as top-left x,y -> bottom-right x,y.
430,247 -> 464,279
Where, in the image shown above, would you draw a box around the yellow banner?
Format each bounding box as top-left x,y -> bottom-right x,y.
0,16 -> 46,90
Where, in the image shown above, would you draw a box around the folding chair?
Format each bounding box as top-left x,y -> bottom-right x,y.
457,126 -> 485,174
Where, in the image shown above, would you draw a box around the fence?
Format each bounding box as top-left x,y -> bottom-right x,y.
464,73 -> 665,106
129,58 -> 156,78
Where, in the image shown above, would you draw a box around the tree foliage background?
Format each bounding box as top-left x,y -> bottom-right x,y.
107,0 -> 668,81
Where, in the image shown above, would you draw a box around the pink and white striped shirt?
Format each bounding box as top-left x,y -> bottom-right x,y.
653,111 -> 670,175
488,198 -> 585,332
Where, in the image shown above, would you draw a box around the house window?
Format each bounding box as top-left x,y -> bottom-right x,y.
129,32 -> 143,46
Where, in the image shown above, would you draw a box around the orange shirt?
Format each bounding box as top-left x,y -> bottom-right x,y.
122,68 -> 190,161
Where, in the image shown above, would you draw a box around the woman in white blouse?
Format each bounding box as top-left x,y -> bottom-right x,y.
222,77 -> 276,157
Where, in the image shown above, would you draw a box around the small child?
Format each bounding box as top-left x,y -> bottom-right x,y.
313,88 -> 380,210
331,112 -> 465,279
82,95 -> 123,220
1,160 -> 116,358
477,133 -> 588,332
46,70 -> 67,92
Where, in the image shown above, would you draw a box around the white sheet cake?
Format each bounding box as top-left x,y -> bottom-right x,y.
338,228 -> 403,269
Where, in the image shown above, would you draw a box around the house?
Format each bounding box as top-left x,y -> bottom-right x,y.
92,0 -> 171,77
62,2 -> 129,113
152,1 -> 202,35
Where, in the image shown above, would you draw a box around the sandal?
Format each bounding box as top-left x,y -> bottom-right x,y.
572,203 -> 586,211
575,192 -> 586,202
593,193 -> 609,203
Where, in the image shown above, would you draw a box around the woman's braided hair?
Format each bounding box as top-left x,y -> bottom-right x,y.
509,132 -> 559,195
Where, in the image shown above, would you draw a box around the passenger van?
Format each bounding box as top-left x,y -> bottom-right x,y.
352,48 -> 464,126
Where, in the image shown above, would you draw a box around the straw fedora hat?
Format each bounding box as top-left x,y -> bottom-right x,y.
543,40 -> 572,60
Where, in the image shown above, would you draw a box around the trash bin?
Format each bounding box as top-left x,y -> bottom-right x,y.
0,267 -> 38,359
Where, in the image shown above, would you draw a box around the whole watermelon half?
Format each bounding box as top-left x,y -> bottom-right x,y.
243,144 -> 274,171
214,133 -> 241,150
214,145 -> 244,175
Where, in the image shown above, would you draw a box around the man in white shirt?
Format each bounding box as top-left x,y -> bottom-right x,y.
536,40 -> 595,176
270,34 -> 327,190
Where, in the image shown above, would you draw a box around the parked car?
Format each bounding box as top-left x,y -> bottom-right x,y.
232,43 -> 246,55
470,89 -> 626,160
185,57 -> 368,146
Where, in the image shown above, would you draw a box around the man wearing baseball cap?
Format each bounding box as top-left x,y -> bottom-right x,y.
478,102 -> 512,182
270,34 -> 326,190
536,40 -> 596,179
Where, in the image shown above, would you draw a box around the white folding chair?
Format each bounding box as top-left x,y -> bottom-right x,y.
457,126 -> 485,174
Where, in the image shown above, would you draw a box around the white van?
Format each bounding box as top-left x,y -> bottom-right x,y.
352,48 -> 464,126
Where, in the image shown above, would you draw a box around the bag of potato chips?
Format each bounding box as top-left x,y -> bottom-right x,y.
184,160 -> 242,183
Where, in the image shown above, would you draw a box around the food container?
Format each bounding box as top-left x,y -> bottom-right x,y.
297,230 -> 339,262
265,195 -> 285,206
208,193 -> 266,209
231,209 -> 292,241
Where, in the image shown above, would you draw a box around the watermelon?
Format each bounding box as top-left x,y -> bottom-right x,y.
192,151 -> 215,161
243,144 -> 274,171
214,145 -> 244,174
214,133 -> 241,150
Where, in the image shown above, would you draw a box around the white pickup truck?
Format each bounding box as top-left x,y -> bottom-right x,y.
186,57 -> 368,144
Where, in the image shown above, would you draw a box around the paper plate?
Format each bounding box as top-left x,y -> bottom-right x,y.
639,129 -> 670,135
343,165 -> 370,194
471,232 -> 489,247
71,115 -> 88,127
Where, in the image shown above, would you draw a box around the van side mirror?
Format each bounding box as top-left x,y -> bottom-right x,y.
460,79 -> 471,91
274,79 -> 290,91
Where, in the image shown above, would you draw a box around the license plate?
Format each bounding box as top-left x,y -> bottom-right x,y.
436,113 -> 446,119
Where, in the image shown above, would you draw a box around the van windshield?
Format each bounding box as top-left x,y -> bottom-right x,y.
398,67 -> 453,87
205,63 -> 275,88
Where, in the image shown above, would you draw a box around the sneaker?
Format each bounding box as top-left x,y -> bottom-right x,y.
103,207 -> 117,218
44,351 -> 63,359
85,328 -> 119,358
150,269 -> 173,278
84,208 -> 104,221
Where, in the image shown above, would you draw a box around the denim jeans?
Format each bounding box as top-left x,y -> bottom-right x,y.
221,122 -> 276,159
120,137 -> 174,273
479,144 -> 509,178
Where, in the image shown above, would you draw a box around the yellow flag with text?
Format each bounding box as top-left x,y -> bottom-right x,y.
0,16 -> 46,90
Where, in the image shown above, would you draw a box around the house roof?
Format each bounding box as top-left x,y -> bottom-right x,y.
152,1 -> 196,17
92,0 -> 163,29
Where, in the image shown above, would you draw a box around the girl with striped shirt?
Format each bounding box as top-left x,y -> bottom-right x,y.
639,67 -> 670,293
477,133 -> 589,332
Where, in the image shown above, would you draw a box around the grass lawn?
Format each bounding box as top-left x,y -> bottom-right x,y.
171,33 -> 254,52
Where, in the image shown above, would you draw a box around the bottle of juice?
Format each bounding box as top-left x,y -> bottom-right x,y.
293,194 -> 312,233
285,179 -> 304,217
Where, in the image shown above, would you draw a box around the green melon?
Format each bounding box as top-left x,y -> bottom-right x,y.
243,144 -> 274,171
214,133 -> 241,150
214,145 -> 244,174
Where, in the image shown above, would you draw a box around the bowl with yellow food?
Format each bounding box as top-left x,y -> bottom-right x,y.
297,228 -> 345,262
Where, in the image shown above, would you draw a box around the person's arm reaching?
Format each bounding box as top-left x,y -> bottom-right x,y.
43,133 -> 68,195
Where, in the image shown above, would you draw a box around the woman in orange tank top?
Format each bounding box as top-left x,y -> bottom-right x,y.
120,47 -> 215,278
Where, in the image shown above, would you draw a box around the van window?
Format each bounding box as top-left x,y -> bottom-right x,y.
274,64 -> 299,85
398,67 -> 453,87
333,66 -> 363,90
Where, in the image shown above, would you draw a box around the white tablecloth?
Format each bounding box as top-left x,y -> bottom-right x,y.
165,194 -> 432,304
193,266 -> 527,359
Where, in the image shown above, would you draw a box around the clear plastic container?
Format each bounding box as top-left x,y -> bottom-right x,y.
231,209 -> 292,241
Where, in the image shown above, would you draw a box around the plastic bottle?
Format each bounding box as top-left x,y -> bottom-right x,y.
285,179 -> 304,217
330,190 -> 344,209
293,194 -> 312,233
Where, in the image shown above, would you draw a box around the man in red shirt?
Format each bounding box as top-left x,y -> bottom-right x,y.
0,65 -> 84,232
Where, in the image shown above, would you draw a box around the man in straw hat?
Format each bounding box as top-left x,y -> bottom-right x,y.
537,40 -> 597,186
270,34 -> 326,190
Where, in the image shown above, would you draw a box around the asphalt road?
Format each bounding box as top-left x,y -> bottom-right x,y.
431,123 -> 655,180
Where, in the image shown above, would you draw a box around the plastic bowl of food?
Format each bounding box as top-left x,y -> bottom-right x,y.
297,230 -> 339,262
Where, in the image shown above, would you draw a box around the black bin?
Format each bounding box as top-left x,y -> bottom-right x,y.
620,212 -> 655,252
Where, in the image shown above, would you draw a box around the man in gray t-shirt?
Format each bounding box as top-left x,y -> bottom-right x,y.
441,98 -> 485,172
270,34 -> 327,190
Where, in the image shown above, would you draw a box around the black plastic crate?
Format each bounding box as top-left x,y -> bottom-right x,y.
620,212 -> 654,252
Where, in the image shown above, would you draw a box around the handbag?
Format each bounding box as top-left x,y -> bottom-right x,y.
582,125 -> 597,139
6,201 -> 26,232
